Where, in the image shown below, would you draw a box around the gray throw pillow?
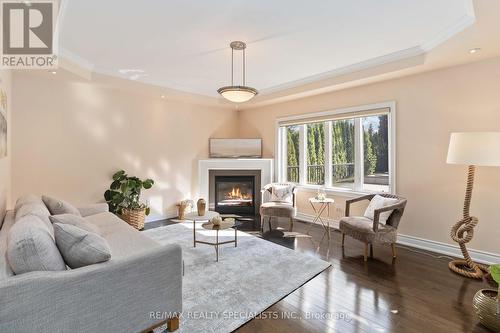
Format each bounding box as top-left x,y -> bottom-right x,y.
42,195 -> 81,216
49,214 -> 100,234
7,216 -> 67,274
53,223 -> 111,268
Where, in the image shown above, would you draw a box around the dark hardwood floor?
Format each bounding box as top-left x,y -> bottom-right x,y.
145,218 -> 493,333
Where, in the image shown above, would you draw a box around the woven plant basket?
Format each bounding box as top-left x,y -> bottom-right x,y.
120,207 -> 146,230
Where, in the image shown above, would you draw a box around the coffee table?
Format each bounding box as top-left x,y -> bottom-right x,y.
199,220 -> 237,262
184,211 -> 220,247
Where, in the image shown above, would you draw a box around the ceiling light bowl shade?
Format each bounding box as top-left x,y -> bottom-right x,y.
447,132 -> 500,166
217,85 -> 258,103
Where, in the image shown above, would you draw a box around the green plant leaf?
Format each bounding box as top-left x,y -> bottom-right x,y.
112,170 -> 125,180
490,264 -> 500,284
145,207 -> 150,216
143,179 -> 154,189
110,180 -> 121,190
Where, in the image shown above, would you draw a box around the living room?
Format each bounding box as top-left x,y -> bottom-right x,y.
1,0 -> 500,332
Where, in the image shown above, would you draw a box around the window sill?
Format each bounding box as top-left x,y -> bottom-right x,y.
294,184 -> 391,198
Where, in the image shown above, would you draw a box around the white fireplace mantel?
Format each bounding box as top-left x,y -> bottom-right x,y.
198,158 -> 274,201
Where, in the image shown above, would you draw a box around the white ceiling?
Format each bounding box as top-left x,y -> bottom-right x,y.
58,0 -> 475,99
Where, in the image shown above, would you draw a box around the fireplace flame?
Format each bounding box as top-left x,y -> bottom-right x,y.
226,187 -> 251,200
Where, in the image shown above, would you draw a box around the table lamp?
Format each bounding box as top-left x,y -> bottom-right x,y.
446,132 -> 500,279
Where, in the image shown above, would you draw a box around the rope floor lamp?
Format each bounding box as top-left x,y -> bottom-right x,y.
447,132 -> 500,279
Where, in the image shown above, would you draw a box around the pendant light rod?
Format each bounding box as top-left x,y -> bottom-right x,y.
231,47 -> 234,86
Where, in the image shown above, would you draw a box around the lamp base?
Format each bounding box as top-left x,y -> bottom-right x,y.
448,259 -> 488,279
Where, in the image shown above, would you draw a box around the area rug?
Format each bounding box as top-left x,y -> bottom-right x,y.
143,222 -> 331,333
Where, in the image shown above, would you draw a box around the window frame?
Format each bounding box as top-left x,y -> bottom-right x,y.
275,101 -> 396,195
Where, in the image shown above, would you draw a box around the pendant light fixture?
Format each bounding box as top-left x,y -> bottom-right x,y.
217,41 -> 258,103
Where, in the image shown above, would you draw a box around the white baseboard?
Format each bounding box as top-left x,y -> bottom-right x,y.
397,234 -> 500,265
145,209 -> 178,223
295,212 -> 500,265
295,212 -> 340,229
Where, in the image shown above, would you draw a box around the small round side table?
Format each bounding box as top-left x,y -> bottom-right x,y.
307,197 -> 335,239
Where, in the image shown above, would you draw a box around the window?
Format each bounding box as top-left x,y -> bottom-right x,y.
306,122 -> 325,185
277,103 -> 394,193
285,125 -> 300,183
331,119 -> 355,189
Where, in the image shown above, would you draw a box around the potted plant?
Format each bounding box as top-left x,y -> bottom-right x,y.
104,170 -> 154,230
473,264 -> 500,332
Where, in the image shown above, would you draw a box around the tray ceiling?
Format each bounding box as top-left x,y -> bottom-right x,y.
58,0 -> 475,99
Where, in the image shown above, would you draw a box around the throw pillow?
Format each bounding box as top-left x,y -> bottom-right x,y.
270,184 -> 293,203
7,216 -> 67,274
364,195 -> 398,225
53,223 -> 111,268
42,195 -> 81,216
49,214 -> 100,234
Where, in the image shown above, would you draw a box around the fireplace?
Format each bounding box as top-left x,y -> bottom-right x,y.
215,176 -> 255,215
208,169 -> 262,216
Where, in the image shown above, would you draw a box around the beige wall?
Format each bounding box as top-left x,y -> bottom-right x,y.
11,71 -> 237,220
0,70 -> 11,221
238,57 -> 500,254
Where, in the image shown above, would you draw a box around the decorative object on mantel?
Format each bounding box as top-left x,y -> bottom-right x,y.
209,138 -> 262,158
197,198 -> 206,216
446,132 -> 500,279
176,199 -> 194,220
217,41 -> 258,103
473,264 -> 500,331
104,170 -> 154,230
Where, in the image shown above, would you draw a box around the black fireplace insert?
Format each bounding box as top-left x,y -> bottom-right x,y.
214,175 -> 255,215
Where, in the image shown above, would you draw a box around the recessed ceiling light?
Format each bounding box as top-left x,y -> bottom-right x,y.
469,48 -> 481,54
160,95 -> 165,99
49,70 -> 57,75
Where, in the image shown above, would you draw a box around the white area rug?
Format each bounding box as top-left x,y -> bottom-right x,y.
143,222 -> 331,333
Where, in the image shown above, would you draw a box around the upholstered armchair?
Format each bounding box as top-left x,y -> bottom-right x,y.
260,183 -> 298,234
339,194 -> 407,261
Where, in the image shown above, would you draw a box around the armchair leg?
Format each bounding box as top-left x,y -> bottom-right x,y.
260,215 -> 264,234
268,217 -> 272,232
289,217 -> 294,231
341,232 -> 345,247
391,243 -> 397,258
364,243 -> 368,262
370,244 -> 373,258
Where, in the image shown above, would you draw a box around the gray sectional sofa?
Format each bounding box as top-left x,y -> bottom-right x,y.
0,195 -> 182,333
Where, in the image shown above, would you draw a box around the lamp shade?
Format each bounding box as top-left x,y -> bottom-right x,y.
447,132 -> 500,166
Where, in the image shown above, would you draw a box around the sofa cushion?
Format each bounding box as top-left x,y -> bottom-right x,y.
14,194 -> 43,211
53,223 -> 111,268
14,198 -> 53,239
49,214 -> 100,234
7,215 -> 66,274
84,212 -> 159,259
0,211 -> 16,279
364,195 -> 398,225
42,195 -> 81,216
